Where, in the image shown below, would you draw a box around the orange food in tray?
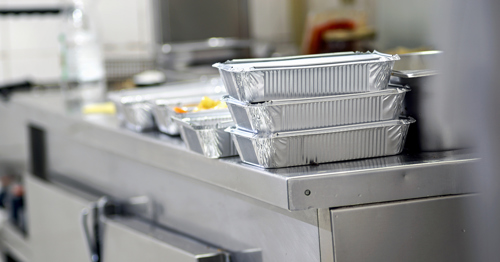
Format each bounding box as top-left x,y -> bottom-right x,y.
173,96 -> 227,114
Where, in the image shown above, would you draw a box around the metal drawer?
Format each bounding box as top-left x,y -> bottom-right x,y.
329,195 -> 476,262
102,217 -> 227,262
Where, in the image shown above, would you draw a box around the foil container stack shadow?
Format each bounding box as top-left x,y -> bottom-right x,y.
226,118 -> 414,168
172,114 -> 237,158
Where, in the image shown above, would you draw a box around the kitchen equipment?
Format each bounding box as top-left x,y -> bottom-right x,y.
227,118 -> 414,168
391,51 -> 470,152
172,114 -> 237,158
223,85 -> 408,133
214,51 -> 399,102
159,38 -> 273,71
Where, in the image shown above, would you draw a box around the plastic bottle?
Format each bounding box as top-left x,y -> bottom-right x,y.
60,0 -> 106,107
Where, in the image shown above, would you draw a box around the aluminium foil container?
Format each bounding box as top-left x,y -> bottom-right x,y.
121,102 -> 155,132
151,96 -> 228,135
213,51 -> 399,102
107,78 -> 226,132
173,115 -> 238,158
226,118 -> 414,168
223,86 -> 408,133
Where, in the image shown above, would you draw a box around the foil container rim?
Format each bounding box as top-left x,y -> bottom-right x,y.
172,115 -> 234,130
152,93 -> 226,106
226,117 -> 415,139
392,69 -> 438,78
164,108 -> 230,119
224,51 -> 357,64
222,85 -> 409,107
213,50 -> 399,72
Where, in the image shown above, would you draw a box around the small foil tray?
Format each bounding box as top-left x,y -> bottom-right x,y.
223,85 -> 408,133
213,51 -> 399,102
121,102 -> 155,132
151,96 -> 228,135
172,114 -> 238,158
107,78 -> 226,132
226,118 -> 414,168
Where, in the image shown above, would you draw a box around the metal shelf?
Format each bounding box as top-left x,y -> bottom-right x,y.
6,91 -> 479,211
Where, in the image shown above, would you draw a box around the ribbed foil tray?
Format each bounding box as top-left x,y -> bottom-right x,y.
223,86 -> 408,133
173,115 -> 238,158
213,51 -> 399,102
107,78 -> 226,132
226,118 -> 414,168
121,102 -> 155,132
151,96 -> 227,135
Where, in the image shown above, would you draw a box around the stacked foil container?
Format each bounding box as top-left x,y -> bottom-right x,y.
108,78 -> 226,132
214,51 -> 414,168
108,78 -> 239,158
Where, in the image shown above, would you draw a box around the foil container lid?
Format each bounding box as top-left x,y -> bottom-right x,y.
213,51 -> 399,72
222,84 -> 410,107
226,117 -> 416,139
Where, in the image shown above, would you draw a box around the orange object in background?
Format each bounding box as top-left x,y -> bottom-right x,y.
172,96 -> 227,114
173,107 -> 188,114
301,1 -> 376,54
306,19 -> 356,54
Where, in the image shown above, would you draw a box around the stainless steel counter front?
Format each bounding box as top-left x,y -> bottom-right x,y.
7,91 -> 479,211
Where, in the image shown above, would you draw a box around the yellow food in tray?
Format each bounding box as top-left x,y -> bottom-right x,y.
173,96 -> 227,114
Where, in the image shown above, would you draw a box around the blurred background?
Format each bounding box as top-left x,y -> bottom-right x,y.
0,0 -> 499,262
0,0 -> 438,86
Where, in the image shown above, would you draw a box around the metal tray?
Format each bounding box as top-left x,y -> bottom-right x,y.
173,115 -> 237,158
226,118 -> 414,168
151,96 -> 228,135
121,102 -> 155,132
391,50 -> 441,78
390,51 -> 469,152
223,85 -> 408,133
213,51 -> 399,102
107,78 -> 226,132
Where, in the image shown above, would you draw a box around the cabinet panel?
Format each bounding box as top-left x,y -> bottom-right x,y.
330,195 -> 476,262
102,217 -> 226,262
26,175 -> 96,262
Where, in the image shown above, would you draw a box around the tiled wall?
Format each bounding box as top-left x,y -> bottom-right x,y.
0,14 -> 61,82
0,0 -> 156,83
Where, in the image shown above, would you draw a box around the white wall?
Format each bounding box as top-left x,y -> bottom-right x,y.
249,0 -> 292,44
0,0 -> 155,83
374,0 -> 437,50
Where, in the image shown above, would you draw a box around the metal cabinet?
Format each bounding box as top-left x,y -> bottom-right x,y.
26,175 -> 231,262
328,195 -> 476,262
102,218 -> 227,262
9,93 -> 478,262
26,175 -> 96,262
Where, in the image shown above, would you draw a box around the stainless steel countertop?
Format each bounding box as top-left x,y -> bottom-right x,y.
7,91 -> 479,211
